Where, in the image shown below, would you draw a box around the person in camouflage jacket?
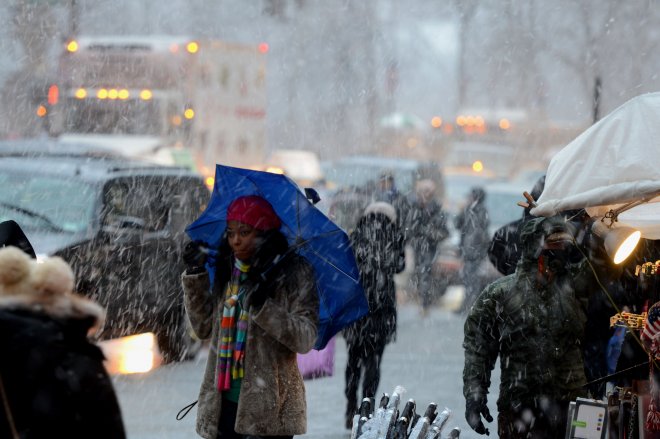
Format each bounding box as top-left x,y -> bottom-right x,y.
463,216 -> 600,438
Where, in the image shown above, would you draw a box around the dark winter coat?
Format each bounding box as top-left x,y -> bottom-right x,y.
0,293 -> 125,438
344,212 -> 405,347
463,217 -> 597,414
181,231 -> 319,438
455,190 -> 490,263
406,199 -> 448,259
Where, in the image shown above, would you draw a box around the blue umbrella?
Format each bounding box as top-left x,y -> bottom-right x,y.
185,164 -> 368,349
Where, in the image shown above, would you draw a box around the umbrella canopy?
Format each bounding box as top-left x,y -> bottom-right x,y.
186,164 -> 368,349
531,92 -> 660,239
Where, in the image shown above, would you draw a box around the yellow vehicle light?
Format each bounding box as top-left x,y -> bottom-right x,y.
205,176 -> 215,188
186,41 -> 199,53
97,88 -> 108,99
108,89 -> 118,100
74,88 -> 87,99
184,108 -> 195,119
118,89 -> 129,100
139,89 -> 152,100
472,160 -> 484,173
98,332 -> 162,375
431,116 -> 442,128
66,40 -> 78,53
36,105 -> 47,117
499,118 -> 511,130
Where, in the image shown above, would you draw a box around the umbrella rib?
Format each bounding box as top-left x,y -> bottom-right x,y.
303,246 -> 359,282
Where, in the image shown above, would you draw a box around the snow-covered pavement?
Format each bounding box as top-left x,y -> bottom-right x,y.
113,294 -> 500,439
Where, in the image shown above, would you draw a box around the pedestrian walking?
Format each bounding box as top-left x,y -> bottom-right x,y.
406,179 -> 448,314
181,195 -> 319,439
462,216 -> 607,438
343,202 -> 405,429
0,246 -> 126,439
454,187 -> 490,313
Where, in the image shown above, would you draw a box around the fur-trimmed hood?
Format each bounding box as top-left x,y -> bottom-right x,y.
0,247 -> 104,332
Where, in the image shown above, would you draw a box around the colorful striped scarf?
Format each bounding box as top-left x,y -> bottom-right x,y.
217,258 -> 250,391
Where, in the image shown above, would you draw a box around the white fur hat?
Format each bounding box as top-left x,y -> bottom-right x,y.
0,246 -> 74,297
0,246 -> 104,329
364,201 -> 397,223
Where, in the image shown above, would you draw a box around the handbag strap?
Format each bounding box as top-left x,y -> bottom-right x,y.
176,400 -> 198,420
0,372 -> 19,439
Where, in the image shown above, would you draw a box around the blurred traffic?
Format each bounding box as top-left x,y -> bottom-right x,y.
0,29 -> 597,375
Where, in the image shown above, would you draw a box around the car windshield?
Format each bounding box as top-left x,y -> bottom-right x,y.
0,171 -> 96,233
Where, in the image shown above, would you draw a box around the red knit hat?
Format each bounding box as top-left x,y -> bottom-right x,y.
226,195 -> 281,231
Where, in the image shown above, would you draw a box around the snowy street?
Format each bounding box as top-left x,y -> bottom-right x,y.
113,293 -> 500,439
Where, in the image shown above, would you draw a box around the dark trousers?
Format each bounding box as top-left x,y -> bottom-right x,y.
218,399 -> 293,439
412,249 -> 436,309
344,339 -> 387,419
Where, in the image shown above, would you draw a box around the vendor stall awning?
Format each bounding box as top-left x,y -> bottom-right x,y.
531,92 -> 660,239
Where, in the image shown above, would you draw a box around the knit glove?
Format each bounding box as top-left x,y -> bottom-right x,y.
465,397 -> 493,435
183,241 -> 208,274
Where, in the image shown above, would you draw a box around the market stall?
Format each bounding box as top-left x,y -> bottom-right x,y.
531,92 -> 660,438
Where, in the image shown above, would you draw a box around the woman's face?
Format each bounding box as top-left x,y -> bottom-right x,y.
226,220 -> 260,261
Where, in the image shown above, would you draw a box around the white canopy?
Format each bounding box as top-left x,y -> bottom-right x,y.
531,92 -> 660,239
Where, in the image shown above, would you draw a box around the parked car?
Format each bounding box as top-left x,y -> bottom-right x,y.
0,139 -> 209,362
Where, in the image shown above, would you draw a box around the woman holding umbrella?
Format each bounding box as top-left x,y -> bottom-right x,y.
181,195 -> 319,439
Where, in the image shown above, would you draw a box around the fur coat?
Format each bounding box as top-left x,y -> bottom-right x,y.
181,232 -> 319,438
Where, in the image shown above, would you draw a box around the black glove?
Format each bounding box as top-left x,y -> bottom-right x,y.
242,286 -> 268,312
465,398 -> 493,436
183,241 -> 208,274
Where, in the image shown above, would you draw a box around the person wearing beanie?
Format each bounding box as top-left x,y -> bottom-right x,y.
0,247 -> 126,439
181,195 -> 319,439
343,201 -> 405,430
